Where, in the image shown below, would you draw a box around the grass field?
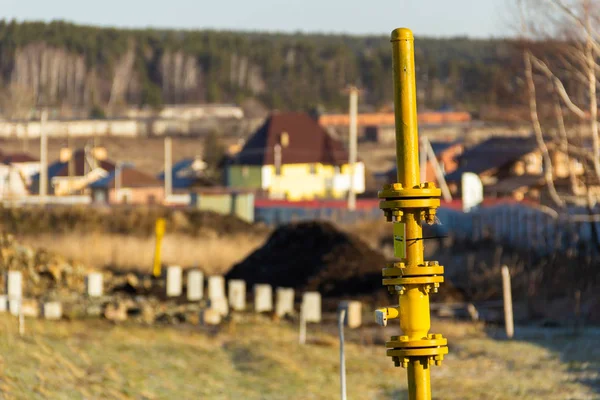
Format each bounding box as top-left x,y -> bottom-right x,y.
0,314 -> 598,399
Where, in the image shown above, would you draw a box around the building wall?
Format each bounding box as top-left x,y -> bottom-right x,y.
13,162 -> 40,185
109,186 -> 164,205
228,162 -> 366,201
227,165 -> 263,189
191,192 -> 255,223
0,165 -> 28,198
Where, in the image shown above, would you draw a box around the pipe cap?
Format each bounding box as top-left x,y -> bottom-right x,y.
391,28 -> 414,42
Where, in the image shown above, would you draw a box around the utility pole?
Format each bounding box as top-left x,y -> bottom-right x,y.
274,143 -> 282,199
115,161 -> 123,203
67,130 -> 74,195
347,86 -> 358,211
164,137 -> 173,199
39,110 -> 48,200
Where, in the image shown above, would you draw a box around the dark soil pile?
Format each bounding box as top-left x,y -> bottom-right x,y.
226,221 -> 386,297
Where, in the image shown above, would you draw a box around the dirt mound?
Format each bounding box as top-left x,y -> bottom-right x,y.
226,221 -> 386,297
0,206 -> 263,237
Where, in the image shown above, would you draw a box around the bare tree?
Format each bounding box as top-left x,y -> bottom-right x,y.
0,84 -> 35,120
521,0 -> 600,208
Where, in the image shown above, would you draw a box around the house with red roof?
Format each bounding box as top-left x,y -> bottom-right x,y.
226,112 -> 365,201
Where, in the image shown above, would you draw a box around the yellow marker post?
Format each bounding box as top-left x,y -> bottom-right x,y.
153,218 -> 166,277
376,28 -> 447,400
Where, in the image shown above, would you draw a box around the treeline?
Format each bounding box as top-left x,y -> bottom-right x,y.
0,20 -> 521,114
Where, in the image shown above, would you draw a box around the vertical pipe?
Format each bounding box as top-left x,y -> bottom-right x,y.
391,28 -> 432,400
407,358 -> 431,400
164,137 -> 172,199
391,28 -> 423,268
391,28 -> 420,188
348,87 -> 358,211
39,110 -> 48,199
338,309 -> 347,400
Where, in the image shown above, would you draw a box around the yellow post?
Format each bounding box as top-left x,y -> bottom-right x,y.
375,27 -> 448,400
153,218 -> 166,277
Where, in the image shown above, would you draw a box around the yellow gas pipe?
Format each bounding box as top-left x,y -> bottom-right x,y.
374,28 -> 448,400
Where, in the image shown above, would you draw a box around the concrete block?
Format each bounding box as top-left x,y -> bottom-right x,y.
302,292 -> 322,323
254,284 -> 273,312
201,308 -> 222,325
43,302 -> 63,320
166,266 -> 183,297
6,270 -> 22,300
228,280 -> 246,311
187,270 -> 204,301
339,301 -> 362,328
209,297 -> 229,317
208,276 -> 225,300
104,302 -> 128,322
0,295 -> 7,312
20,299 -> 39,318
86,272 -> 104,297
275,288 -> 295,317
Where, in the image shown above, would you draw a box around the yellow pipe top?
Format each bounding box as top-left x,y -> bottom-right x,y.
391,28 -> 414,42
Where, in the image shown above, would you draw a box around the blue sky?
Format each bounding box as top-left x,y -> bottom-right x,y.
1,0 -> 509,37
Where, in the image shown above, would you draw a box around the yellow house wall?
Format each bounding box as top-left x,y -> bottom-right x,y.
266,162 -> 365,201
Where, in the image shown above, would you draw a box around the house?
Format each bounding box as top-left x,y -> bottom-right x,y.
2,153 -> 40,186
0,152 -> 39,199
90,166 -> 164,205
382,140 -> 463,186
319,111 -> 471,128
30,149 -> 115,196
444,137 -> 544,200
364,125 -> 396,144
158,157 -> 217,191
226,112 -> 365,200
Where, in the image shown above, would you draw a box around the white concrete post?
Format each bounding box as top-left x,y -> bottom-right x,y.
166,266 -> 183,297
86,272 -> 104,297
228,280 -> 246,311
187,270 -> 204,301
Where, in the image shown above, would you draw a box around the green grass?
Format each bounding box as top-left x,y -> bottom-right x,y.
0,315 -> 597,399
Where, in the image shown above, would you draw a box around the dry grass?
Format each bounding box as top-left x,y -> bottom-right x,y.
18,232 -> 266,275
0,315 -> 597,399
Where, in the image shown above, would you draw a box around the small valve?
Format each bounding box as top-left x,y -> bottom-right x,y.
374,307 -> 399,327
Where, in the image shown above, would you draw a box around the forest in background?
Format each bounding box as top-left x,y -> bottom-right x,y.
0,20 -> 521,116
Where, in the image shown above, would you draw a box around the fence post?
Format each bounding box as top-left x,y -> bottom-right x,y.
299,305 -> 307,345
502,265 -> 514,339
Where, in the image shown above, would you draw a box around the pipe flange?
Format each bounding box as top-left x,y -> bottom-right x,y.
387,346 -> 449,368
383,262 -> 444,278
378,182 -> 442,199
380,198 -> 440,211
386,334 -> 447,349
383,275 -> 444,286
